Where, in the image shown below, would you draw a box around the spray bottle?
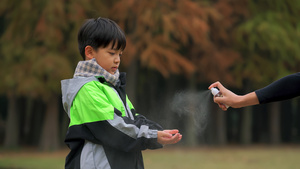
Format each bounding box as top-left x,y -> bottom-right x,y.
210,87 -> 229,109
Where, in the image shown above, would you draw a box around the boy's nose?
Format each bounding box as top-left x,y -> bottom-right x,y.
114,56 -> 120,63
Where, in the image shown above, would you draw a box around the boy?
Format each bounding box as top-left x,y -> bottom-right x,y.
61,17 -> 182,169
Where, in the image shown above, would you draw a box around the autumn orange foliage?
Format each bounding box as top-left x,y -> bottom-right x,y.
111,0 -> 249,85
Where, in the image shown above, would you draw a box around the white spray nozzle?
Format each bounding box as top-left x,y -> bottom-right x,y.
210,87 -> 220,96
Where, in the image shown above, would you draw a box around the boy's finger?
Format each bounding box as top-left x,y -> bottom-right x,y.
158,131 -> 172,139
161,131 -> 172,138
169,133 -> 178,141
166,129 -> 179,134
173,134 -> 182,143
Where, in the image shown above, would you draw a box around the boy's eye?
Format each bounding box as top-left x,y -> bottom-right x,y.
108,50 -> 122,57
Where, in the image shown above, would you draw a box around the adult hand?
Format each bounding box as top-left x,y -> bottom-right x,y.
208,81 -> 239,111
209,81 -> 259,110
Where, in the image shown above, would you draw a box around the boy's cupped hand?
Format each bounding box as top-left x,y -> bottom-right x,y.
157,129 -> 182,145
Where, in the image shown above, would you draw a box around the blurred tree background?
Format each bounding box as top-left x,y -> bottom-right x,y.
0,0 -> 299,151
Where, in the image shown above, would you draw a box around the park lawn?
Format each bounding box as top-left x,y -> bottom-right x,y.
144,145 -> 300,169
0,148 -> 67,169
0,145 -> 300,169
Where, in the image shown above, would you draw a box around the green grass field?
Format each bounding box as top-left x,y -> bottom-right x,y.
0,145 -> 300,169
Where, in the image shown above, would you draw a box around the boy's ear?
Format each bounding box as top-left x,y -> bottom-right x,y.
84,46 -> 94,60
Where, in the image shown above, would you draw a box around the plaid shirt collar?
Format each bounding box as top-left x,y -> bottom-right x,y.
73,58 -> 120,86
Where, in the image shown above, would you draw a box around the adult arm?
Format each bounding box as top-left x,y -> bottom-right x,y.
209,72 -> 300,110
255,72 -> 300,104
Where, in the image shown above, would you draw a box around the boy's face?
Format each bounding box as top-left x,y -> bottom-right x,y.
88,42 -> 122,75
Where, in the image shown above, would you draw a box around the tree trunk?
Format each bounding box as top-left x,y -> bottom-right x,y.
291,99 -> 299,143
240,106 -> 253,144
4,92 -> 19,148
126,59 -> 138,106
30,100 -> 44,145
39,95 -> 59,151
269,102 -> 281,144
296,99 -> 300,142
185,110 -> 197,146
240,82 -> 253,145
184,73 -> 197,146
0,114 -> 4,144
162,75 -> 181,129
24,97 -> 34,144
215,107 -> 227,145
60,111 -> 69,146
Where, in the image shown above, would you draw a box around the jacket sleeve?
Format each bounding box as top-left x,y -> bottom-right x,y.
68,81 -> 163,152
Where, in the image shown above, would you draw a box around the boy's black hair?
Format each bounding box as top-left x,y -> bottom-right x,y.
78,17 -> 126,60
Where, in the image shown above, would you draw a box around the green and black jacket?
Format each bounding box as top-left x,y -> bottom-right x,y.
61,73 -> 163,169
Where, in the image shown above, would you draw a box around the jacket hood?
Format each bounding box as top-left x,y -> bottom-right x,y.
61,73 -> 127,118
61,76 -> 98,117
